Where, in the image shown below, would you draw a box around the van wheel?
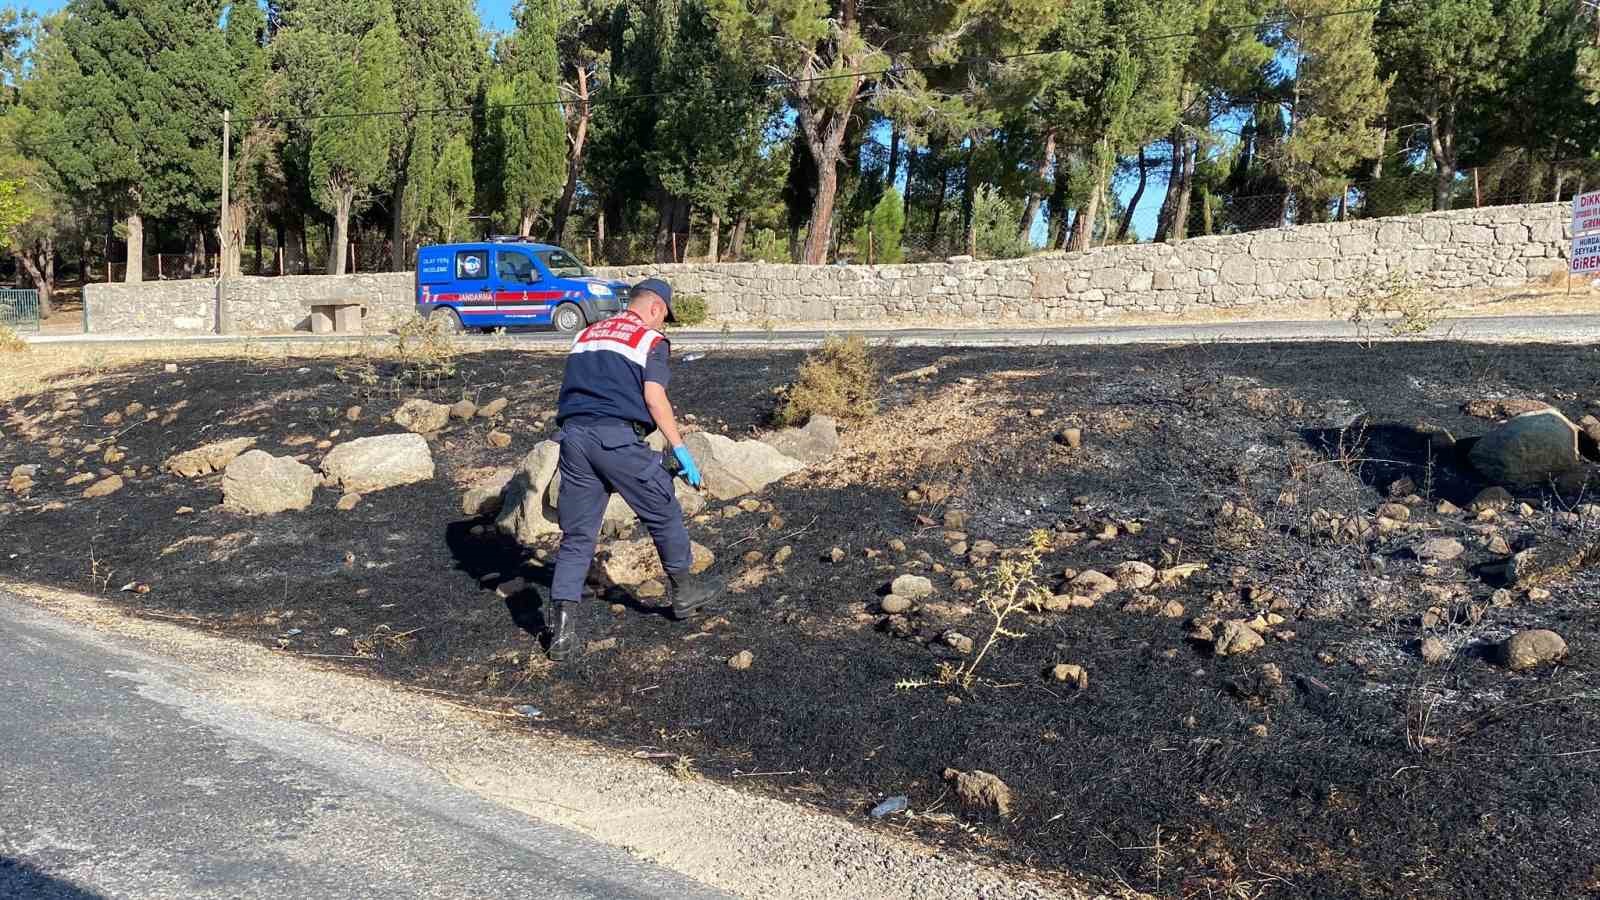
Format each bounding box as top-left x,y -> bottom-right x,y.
552,303 -> 586,334
430,306 -> 463,333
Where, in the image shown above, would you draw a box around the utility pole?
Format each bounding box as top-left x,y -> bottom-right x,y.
218,109 -> 232,335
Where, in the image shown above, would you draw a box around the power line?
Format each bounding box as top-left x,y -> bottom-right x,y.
246,5 -> 1385,128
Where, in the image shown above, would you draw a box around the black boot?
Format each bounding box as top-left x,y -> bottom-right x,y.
668,572 -> 722,620
546,602 -> 579,661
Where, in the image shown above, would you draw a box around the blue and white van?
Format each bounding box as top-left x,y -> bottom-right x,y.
414,239 -> 630,333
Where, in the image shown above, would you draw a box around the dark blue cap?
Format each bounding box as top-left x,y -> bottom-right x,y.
629,278 -> 674,320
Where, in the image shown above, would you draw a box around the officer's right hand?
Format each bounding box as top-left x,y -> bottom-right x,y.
672,445 -> 703,488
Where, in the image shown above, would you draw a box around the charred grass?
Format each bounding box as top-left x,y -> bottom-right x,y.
4,341 -> 1600,898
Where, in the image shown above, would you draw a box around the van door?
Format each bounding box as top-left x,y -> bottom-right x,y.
492,247 -> 562,324
448,247 -> 495,326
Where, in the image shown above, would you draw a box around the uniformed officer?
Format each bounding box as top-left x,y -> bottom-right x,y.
545,278 -> 720,661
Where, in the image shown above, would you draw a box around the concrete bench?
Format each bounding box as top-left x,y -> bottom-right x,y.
301,297 -> 369,334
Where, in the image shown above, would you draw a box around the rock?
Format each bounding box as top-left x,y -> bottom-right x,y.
164,437 -> 258,478
449,399 -> 478,420
1461,397 -> 1554,420
587,638 -> 619,654
728,650 -> 754,670
478,397 -> 509,418
738,498 -> 763,513
1499,630 -> 1568,671
1213,620 -> 1265,656
888,364 -> 939,384
597,538 -> 714,586
943,768 -> 1012,816
221,452 -> 316,514
495,442 -> 573,543
101,411 -> 123,426
1050,664 -> 1088,689
741,550 -> 764,566
393,398 -> 452,434
681,431 -> 805,500
1470,486 -> 1514,512
486,430 -> 512,449
760,415 -> 840,464
346,405 -> 363,421
336,492 -> 362,511
77,473 -> 127,499
1468,409 -> 1583,487
1070,570 -> 1118,598
1055,428 -> 1083,449
1415,537 -> 1466,562
1486,534 -> 1512,555
829,547 -> 846,563
637,579 -> 666,599
175,506 -> 194,515
11,464 -> 38,478
950,541 -> 969,556
891,574 -> 935,599
1420,637 -> 1449,665
887,538 -> 907,553
970,539 -> 999,557
1436,500 -> 1462,515
943,509 -> 968,529
881,595 -> 913,614
321,434 -> 435,494
1159,599 -> 1186,619
1376,502 -> 1410,522
65,472 -> 95,486
1113,561 -> 1157,590
1506,539 -> 1600,589
772,546 -> 793,565
461,468 -> 516,516
943,631 -> 974,654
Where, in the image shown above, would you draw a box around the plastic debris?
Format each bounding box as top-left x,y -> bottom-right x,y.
870,795 -> 909,818
512,705 -> 543,718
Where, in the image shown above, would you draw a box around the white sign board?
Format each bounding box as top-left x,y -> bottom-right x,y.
1575,189 -> 1600,236
1572,232 -> 1600,276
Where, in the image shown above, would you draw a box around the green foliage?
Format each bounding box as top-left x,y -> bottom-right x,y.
1278,0 -> 1390,210
747,227 -> 789,263
853,187 -> 905,264
491,0 -> 566,233
667,294 -> 708,327
773,335 -> 878,427
394,313 -> 458,387
971,186 -> 1028,260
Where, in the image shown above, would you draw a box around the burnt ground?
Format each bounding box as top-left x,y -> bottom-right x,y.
4,342 -> 1600,899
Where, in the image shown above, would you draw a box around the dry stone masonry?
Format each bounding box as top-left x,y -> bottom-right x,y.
83,203 -> 1574,334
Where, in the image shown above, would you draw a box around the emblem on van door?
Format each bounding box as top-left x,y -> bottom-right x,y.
461,254 -> 483,276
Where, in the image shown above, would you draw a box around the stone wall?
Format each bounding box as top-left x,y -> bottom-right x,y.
84,203 -> 1572,334
84,272 -> 416,335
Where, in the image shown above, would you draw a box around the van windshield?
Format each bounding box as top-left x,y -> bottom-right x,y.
537,249 -> 587,279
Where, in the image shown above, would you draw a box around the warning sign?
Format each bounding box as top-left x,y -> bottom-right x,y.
1572,232 -> 1600,275
1575,189 -> 1600,236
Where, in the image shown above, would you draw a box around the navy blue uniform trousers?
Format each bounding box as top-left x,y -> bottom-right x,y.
550,421 -> 691,603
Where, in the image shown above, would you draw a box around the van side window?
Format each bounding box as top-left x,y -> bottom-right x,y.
455,250 -> 488,280
497,250 -> 537,284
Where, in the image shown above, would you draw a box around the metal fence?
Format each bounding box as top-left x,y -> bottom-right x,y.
0,288 -> 40,333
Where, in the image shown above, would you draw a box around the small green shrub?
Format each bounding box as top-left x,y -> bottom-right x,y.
394,314 -> 457,387
669,294 -> 709,327
773,334 -> 879,427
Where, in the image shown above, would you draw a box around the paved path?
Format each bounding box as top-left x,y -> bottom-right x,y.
24,312 -> 1600,350
0,592 -> 729,900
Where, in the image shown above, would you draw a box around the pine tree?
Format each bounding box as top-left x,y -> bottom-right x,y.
492,0 -> 567,236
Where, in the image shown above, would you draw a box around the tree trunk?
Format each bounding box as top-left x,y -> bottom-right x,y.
961,136 -> 979,257
16,235 -> 54,318
1117,147 -> 1149,242
1068,185 -> 1101,253
653,192 -> 676,263
708,210 -> 720,262
124,211 -> 144,283
390,184 -> 407,271
1428,104 -> 1457,212
729,213 -> 748,260
552,64 -> 591,242
1169,140 -> 1195,241
795,75 -> 860,265
519,209 -> 535,237
886,127 -> 901,190
253,221 -> 263,275
1018,130 -> 1057,247
223,203 -> 247,278
1371,120 -> 1387,180
329,193 -> 352,276
1065,205 -> 1086,251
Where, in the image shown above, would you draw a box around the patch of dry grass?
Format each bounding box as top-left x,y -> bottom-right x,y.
773,334 -> 878,427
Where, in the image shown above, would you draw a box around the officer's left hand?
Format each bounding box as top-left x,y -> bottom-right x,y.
672,445 -> 703,488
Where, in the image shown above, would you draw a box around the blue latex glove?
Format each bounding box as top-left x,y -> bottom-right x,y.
672,445 -> 703,488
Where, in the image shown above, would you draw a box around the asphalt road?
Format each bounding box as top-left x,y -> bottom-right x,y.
0,592 -> 730,900
26,312 -> 1600,350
